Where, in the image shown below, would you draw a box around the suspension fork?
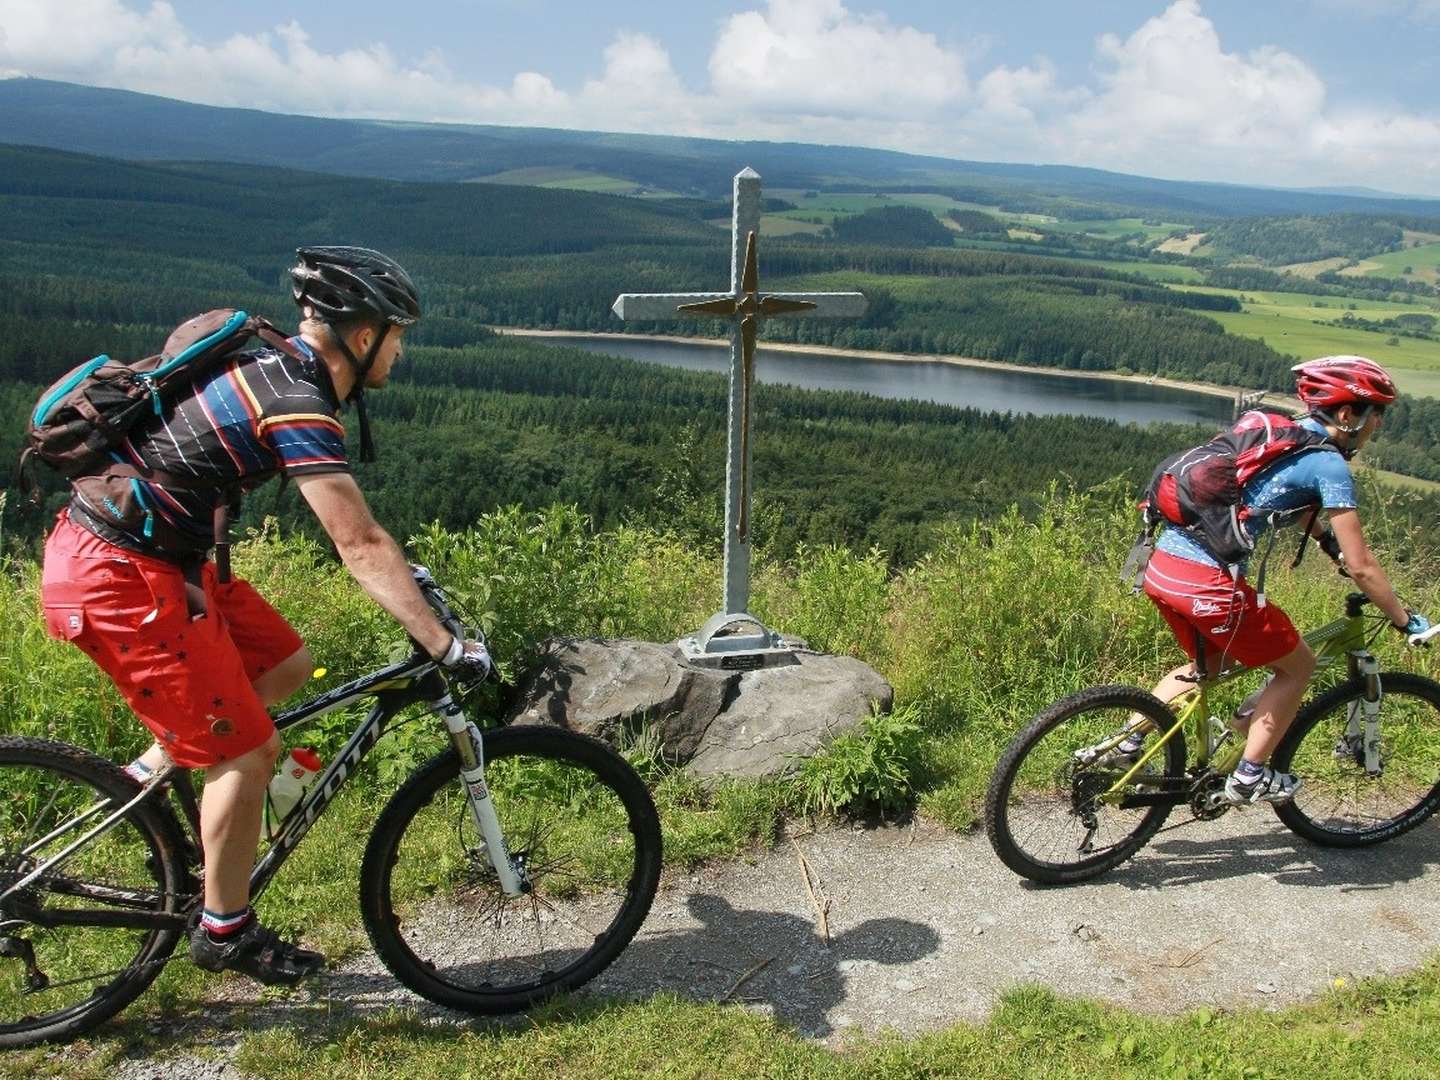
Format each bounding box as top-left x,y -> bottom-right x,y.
1344,652 -> 1384,776
430,693 -> 527,897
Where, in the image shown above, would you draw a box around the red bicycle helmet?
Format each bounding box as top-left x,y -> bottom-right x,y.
1291,355 -> 1397,410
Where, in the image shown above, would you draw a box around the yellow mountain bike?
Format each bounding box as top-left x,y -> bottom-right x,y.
986,591 -> 1440,885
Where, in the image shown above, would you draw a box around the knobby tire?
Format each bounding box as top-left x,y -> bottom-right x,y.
0,736 -> 187,1048
986,685 -> 1186,885
359,725 -> 661,1014
1273,672 -> 1440,847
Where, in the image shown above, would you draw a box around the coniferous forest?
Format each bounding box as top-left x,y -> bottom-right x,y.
4,141 -> 1439,562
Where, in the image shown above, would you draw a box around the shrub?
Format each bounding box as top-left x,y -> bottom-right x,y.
793,703 -> 925,816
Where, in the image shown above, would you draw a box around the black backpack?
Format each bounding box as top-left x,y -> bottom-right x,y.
21,309 -> 306,574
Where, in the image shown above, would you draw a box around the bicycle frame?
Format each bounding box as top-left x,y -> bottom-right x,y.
4,643 -> 524,936
1102,592 -> 1383,802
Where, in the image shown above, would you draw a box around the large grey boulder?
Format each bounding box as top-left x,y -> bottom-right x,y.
506,638 -> 893,780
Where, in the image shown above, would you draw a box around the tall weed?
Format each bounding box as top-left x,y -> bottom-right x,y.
7,490 -> 1435,828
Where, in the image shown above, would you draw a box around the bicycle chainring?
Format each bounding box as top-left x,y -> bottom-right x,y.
1188,771 -> 1230,820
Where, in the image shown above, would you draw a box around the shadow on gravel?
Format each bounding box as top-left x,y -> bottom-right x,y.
584,892 -> 943,1037
95,892 -> 942,1059
1099,818 -> 1440,892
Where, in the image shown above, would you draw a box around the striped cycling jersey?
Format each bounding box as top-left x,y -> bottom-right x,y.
70,337 -> 349,555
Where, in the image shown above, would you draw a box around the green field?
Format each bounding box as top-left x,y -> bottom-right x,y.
1084,259 -> 1204,283
1042,216 -> 1190,242
1165,285 -> 1440,397
765,192 -> 1181,247
1357,240 -> 1440,284
474,166 -> 680,197
1370,465 -> 1440,492
767,189 -> 1056,230
1206,309 -> 1440,375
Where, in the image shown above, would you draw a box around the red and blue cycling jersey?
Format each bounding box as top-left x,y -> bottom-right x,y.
70,337 -> 350,555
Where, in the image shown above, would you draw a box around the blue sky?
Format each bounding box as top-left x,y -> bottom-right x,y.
2,1 -> 1438,193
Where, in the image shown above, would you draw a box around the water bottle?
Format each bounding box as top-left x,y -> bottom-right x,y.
265,747 -> 323,838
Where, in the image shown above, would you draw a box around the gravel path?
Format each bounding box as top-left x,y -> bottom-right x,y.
104,811 -> 1440,1077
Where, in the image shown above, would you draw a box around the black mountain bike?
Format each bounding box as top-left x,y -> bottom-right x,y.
0,567 -> 662,1047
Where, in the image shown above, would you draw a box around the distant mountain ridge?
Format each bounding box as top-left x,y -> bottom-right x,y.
2,77 -> 1438,220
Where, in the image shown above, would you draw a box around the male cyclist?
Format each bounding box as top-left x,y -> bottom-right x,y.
1134,356 -> 1429,804
40,247 -> 489,985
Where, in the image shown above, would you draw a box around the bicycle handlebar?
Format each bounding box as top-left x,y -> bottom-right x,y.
1411,623 -> 1440,648
409,564 -> 466,641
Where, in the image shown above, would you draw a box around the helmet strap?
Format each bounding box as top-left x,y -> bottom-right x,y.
1311,407 -> 1364,459
353,391 -> 377,464
326,322 -> 387,464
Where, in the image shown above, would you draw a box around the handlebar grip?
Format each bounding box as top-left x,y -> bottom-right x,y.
1409,624 -> 1440,648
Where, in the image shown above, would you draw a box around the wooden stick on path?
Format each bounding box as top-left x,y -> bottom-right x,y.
792,839 -> 832,946
723,955 -> 773,1001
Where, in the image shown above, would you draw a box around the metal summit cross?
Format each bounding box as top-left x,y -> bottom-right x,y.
612,167 -> 866,667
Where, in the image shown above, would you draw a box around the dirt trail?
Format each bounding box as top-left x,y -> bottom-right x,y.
107,812 -> 1440,1076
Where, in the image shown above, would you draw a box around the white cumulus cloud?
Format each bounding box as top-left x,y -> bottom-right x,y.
1059,1 -> 1440,190
1068,2 -> 1328,170
1,0 -> 1439,193
710,0 -> 969,115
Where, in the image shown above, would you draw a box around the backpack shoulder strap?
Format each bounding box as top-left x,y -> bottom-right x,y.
252,321 -> 310,363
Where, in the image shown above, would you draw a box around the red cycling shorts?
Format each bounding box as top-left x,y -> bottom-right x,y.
1142,547 -> 1300,670
40,513 -> 304,768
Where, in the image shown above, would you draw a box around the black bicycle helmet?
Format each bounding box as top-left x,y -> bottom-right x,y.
290,246 -> 421,327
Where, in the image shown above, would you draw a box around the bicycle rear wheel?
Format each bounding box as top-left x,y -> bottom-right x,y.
1273,673 -> 1440,847
360,725 -> 662,1014
0,737 -> 187,1047
985,685 -> 1186,885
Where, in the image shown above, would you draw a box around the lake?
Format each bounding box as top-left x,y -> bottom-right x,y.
530,334 -> 1234,426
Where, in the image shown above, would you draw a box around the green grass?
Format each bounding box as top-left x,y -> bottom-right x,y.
1357,241 -> 1440,284
1178,288 -> 1440,318
14,963 -> 1440,1079
1370,465 -> 1440,493
1161,284 -> 1440,385
1160,284 -> 1440,396
1083,259 -> 1204,283
1042,217 -> 1190,242
1205,310 -> 1440,377
3,492 -> 1439,1072
473,167 -> 679,197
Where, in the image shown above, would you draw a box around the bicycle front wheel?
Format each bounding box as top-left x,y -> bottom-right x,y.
1273,673 -> 1440,847
985,686 -> 1186,885
0,737 -> 187,1048
360,725 -> 662,1014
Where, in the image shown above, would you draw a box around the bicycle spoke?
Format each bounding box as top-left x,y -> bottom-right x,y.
529,893 -> 607,941
0,742 -> 184,1047
987,687 -> 1183,884
361,728 -> 660,1011
1276,674 -> 1440,846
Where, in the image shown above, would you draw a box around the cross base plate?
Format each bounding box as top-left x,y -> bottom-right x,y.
679,612 -> 805,671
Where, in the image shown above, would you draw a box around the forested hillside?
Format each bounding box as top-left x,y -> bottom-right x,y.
1205,215 -> 1406,265
8,79 -> 1440,219
1,336 -> 1215,564
0,144 -> 1298,393
5,140 -> 1440,562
